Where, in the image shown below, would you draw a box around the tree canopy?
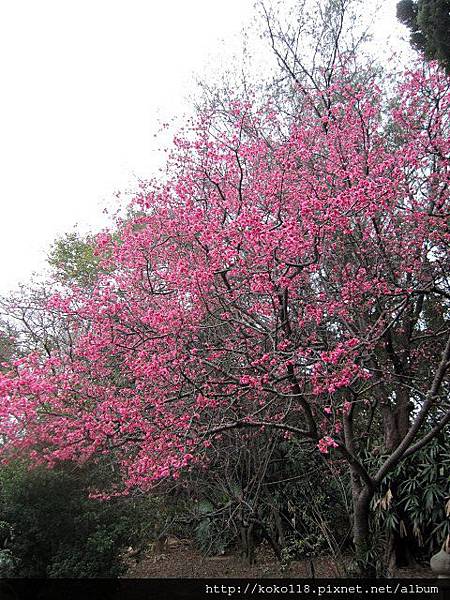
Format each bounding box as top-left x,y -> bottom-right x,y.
1,59 -> 449,570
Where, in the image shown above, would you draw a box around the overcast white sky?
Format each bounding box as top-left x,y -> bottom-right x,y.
0,1 -> 408,294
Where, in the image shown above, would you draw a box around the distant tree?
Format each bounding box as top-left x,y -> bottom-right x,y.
0,327 -> 16,367
397,0 -> 450,72
48,232 -> 101,286
0,232 -> 102,362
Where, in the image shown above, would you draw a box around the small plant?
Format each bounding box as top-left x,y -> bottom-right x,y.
280,533 -> 328,571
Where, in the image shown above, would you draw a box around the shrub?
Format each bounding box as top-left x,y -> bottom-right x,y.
0,460 -> 153,578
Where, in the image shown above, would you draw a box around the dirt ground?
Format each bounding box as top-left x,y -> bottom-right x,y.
124,539 -> 434,579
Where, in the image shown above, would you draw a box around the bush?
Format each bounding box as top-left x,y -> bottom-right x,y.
0,460 -> 153,578
369,434 -> 450,571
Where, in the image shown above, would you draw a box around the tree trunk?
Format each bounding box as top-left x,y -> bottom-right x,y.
353,487 -> 375,576
344,409 -> 376,575
240,522 -> 255,565
382,395 -> 414,571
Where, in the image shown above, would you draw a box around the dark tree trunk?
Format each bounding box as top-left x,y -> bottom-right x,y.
344,409 -> 376,575
382,394 -> 414,571
240,523 -> 255,565
353,487 -> 375,576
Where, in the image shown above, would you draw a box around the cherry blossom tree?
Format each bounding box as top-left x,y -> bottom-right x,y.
1,62 -> 449,571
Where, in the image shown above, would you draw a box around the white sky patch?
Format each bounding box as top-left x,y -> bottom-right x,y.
0,0 -> 409,294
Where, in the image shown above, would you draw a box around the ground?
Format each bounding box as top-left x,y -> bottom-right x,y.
124,539 -> 434,579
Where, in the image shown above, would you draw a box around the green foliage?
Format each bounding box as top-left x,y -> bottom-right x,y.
0,549 -> 16,577
193,499 -> 235,556
281,532 -> 328,565
48,232 -> 101,286
397,0 -> 450,73
0,461 -> 153,578
370,436 -> 449,558
0,331 -> 16,370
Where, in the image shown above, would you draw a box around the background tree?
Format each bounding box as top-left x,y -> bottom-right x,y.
48,232 -> 101,287
397,0 -> 450,73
